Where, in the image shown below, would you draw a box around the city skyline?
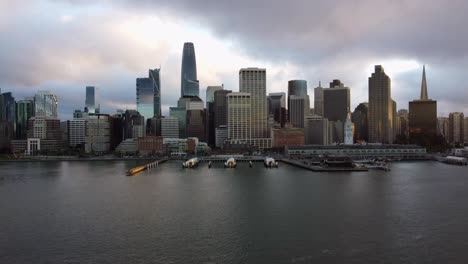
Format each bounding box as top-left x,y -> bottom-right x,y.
1,1 -> 467,119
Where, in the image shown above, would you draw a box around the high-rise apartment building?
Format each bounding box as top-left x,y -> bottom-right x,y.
227,92 -> 251,140
448,112 -> 464,144
368,66 -> 394,143
409,66 -> 437,144
34,91 -> 58,118
181,42 -> 199,97
239,68 -> 267,138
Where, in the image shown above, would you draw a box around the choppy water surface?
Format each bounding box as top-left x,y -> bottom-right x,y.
1,161 -> 468,263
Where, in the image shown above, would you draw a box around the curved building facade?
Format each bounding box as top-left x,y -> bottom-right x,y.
181,42 -> 199,97
288,80 -> 308,97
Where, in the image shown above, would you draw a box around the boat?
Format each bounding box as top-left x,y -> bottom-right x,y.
264,157 -> 278,168
208,161 -> 212,168
182,157 -> 199,169
224,157 -> 236,168
249,161 -> 253,168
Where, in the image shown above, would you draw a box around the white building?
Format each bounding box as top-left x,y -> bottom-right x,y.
161,117 -> 179,138
239,68 -> 268,138
227,92 -> 251,140
68,118 -> 87,147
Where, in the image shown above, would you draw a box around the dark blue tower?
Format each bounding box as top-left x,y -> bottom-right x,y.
181,42 -> 199,97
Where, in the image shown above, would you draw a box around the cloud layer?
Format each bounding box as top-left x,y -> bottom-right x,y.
1,0 -> 467,119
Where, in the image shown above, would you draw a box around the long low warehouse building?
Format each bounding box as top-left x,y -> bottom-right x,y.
285,144 -> 427,159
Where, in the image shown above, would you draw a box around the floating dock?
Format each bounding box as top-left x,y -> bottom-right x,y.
281,159 -> 368,172
126,158 -> 168,176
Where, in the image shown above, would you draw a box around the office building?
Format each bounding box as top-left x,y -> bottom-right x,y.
227,92 -> 251,140
15,99 -> 34,140
161,117 -> 179,138
268,92 -> 286,128
465,117 -> 468,144
213,89 -> 232,129
215,125 -> 228,148
352,103 -> 368,142
26,116 -> 64,154
314,82 -> 324,117
137,69 -> 161,122
0,91 -> 16,149
123,110 -> 145,139
206,85 -> 223,146
85,86 -> 96,113
438,117 -> 450,139
396,109 -> 409,138
186,109 -> 206,142
448,112 -> 464,145
305,115 -> 330,145
239,68 -> 268,138
68,118 -> 87,148
409,66 -> 437,144
323,80 -> 350,142
271,127 -> 304,148
85,114 -> 111,153
368,66 -> 394,143
289,95 -> 310,128
288,80 -> 308,121
34,91 -> 58,118
181,42 -> 199,97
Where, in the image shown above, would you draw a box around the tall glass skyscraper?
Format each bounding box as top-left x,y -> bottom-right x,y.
85,86 -> 96,113
181,42 -> 199,97
16,99 -> 34,139
137,68 -> 161,121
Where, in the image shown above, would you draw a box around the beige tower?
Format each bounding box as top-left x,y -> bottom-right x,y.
239,68 -> 268,138
227,93 -> 251,140
368,65 -> 394,143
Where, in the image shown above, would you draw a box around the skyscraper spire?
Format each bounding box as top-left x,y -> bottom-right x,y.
420,65 -> 428,100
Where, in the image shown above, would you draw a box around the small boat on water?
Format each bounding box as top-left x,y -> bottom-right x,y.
264,157 -> 279,168
208,161 -> 213,168
182,157 -> 199,169
249,161 -> 253,168
224,157 -> 236,168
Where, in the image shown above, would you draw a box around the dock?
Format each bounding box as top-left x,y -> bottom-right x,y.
281,159 -> 368,172
126,158 -> 168,176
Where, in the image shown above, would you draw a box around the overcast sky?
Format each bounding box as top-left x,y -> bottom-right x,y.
1,0 -> 467,119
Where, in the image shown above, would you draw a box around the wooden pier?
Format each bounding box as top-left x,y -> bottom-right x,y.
126,158 -> 168,176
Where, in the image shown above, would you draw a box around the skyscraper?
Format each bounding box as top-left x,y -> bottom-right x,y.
137,68 -> 161,122
239,68 -> 268,138
448,112 -> 464,145
288,80 -> 308,121
368,66 -> 394,143
206,85 -> 223,146
305,115 -> 330,145
34,91 -> 58,118
268,92 -> 286,128
85,86 -> 96,114
352,103 -> 368,142
227,93 -> 251,140
15,99 -> 34,140
323,79 -> 350,143
409,66 -> 437,145
181,42 -> 199,97
0,91 -> 16,149
314,82 -> 324,117
213,90 -> 232,129
289,95 -> 310,128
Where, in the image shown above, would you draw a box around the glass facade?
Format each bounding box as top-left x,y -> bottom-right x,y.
85,86 -> 96,113
16,100 -> 34,140
34,91 -> 58,118
181,42 -> 199,97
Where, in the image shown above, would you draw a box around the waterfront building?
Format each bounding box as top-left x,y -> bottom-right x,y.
268,92 -> 286,128
368,66 -> 395,143
161,117 -> 179,139
352,103 -> 368,142
15,100 -> 33,140
239,68 -> 268,138
305,115 -> 330,145
289,95 -> 310,128
314,82 -> 324,117
213,89 -> 232,129
68,118 -> 87,148
271,127 -> 304,148
115,139 -> 138,154
323,79 -> 350,143
206,85 -> 223,146
438,117 -> 450,140
448,112 -> 464,145
26,116 -> 64,154
286,144 -> 427,160
138,136 -> 164,156
409,66 -> 438,145
396,109 -> 409,138
344,113 -> 354,145
186,109 -> 206,142
85,114 -> 111,154
0,91 -> 16,149
181,42 -> 199,97
123,110 -> 145,139
215,125 -> 228,148
169,107 -> 187,139
227,92 -> 251,140
163,138 -> 189,155
465,117 -> 468,144
34,91 -> 58,118
85,86 -> 96,114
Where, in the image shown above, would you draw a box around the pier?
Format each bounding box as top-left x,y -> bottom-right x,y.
126,158 -> 168,176
281,159 -> 368,172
